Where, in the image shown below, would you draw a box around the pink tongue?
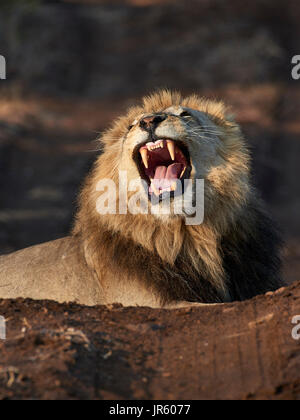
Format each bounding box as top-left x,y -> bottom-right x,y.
151,163 -> 183,192
154,165 -> 167,180
166,163 -> 183,180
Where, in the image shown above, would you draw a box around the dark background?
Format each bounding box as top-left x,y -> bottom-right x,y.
0,0 -> 299,284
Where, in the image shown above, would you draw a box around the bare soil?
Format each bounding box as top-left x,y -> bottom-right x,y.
0,281 -> 300,400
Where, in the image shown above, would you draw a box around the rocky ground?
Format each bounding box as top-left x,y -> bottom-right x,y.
0,282 -> 300,400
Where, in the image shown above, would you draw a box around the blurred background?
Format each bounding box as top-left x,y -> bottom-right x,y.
0,0 -> 299,284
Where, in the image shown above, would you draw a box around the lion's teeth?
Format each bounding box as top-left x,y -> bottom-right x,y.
167,140 -> 175,161
171,182 -> 177,192
151,181 -> 160,197
140,149 -> 149,168
180,167 -> 186,178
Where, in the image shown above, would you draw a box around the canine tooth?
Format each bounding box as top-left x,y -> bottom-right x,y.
151,181 -> 160,197
167,141 -> 175,161
140,149 -> 149,168
171,182 -> 177,192
180,167 -> 186,178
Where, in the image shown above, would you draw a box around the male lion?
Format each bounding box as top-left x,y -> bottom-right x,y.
0,91 -> 283,308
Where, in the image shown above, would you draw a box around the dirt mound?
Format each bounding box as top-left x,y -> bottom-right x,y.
1,281 -> 300,400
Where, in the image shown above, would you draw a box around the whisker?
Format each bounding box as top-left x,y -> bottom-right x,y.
190,128 -> 223,137
186,124 -> 222,135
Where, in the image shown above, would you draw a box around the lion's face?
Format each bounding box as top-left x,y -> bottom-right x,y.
126,104 -> 222,194
99,91 -> 250,222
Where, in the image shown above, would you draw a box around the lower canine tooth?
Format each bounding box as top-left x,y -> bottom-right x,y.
151,182 -> 160,197
171,182 -> 177,192
180,167 -> 186,178
140,149 -> 149,168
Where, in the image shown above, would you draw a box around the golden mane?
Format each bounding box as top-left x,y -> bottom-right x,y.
73,90 -> 282,305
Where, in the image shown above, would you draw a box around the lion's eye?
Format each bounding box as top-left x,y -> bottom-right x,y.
180,111 -> 192,118
128,119 -> 139,131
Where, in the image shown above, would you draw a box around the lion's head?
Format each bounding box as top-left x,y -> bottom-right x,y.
88,90 -> 250,224
73,91 -> 281,305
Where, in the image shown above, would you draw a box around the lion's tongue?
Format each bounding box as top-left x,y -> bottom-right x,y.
150,163 -> 183,193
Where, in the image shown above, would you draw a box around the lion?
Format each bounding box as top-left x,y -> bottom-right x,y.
0,91 -> 284,308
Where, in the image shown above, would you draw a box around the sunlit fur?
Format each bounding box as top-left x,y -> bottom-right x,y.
73,90 -> 283,305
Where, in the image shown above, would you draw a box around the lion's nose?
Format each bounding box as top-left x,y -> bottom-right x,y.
140,114 -> 166,130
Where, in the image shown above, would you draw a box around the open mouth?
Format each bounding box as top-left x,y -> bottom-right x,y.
133,139 -> 192,199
